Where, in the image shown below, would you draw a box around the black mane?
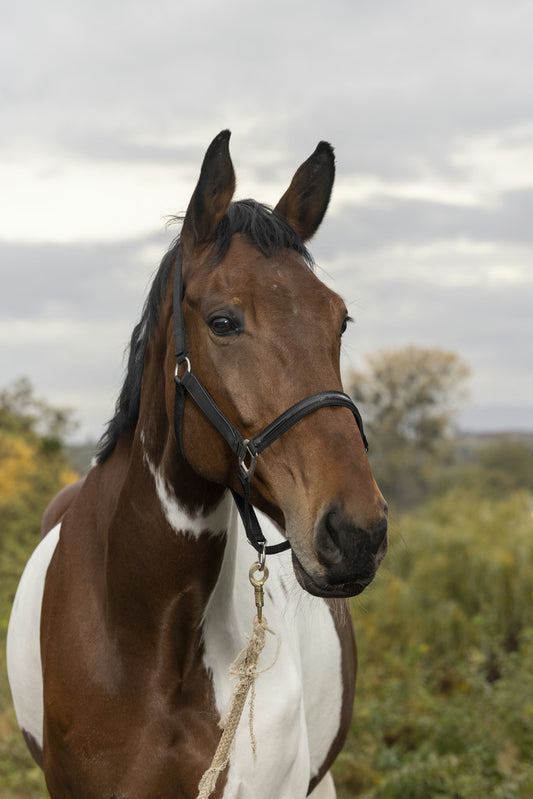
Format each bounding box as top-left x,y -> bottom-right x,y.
95,200 -> 313,463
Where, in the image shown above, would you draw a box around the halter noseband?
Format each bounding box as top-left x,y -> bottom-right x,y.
172,249 -> 368,556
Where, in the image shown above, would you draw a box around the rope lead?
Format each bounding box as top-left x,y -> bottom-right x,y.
196,614 -> 271,799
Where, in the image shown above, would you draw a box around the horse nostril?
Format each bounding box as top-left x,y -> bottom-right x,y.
315,510 -> 345,567
371,516 -> 388,553
315,508 -> 389,570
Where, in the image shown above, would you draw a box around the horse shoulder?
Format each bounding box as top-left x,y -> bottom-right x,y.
41,476 -> 86,537
7,475 -> 90,762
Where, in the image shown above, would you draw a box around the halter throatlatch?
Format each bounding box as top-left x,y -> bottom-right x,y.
172,249 -> 368,556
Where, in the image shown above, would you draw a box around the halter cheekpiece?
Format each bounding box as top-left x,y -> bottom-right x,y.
172,249 -> 368,556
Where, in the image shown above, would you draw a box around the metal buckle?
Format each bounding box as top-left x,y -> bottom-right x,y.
239,439 -> 258,480
258,541 -> 267,571
174,357 -> 191,384
249,549 -> 269,621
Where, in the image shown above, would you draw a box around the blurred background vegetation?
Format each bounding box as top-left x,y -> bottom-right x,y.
1,351 -> 532,798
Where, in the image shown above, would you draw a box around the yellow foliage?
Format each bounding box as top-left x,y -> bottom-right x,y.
0,430 -> 79,517
59,467 -> 79,487
0,432 -> 39,499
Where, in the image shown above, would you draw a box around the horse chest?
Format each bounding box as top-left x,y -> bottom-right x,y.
201,530 -> 348,797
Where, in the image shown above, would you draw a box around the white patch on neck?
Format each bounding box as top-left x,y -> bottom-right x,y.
145,455 -> 232,538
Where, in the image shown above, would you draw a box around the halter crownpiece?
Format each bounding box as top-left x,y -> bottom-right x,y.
172,249 -> 368,556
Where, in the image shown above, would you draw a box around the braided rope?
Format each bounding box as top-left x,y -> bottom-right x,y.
196,615 -> 273,799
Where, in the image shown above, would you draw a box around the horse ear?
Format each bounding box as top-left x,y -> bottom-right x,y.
181,130 -> 236,252
274,141 -> 335,242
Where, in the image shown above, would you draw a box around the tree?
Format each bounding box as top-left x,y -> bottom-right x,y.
348,346 -> 470,509
0,379 -> 79,544
0,377 -> 76,444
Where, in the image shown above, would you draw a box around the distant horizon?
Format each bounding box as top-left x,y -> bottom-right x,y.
60,403 -> 533,447
459,405 -> 533,435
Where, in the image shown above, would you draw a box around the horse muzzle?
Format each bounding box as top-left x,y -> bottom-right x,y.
291,506 -> 388,598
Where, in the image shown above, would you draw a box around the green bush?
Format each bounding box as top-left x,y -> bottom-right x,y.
335,490 -> 533,798
0,382 -> 76,799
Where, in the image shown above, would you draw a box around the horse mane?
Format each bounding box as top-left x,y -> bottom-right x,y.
95,200 -> 313,463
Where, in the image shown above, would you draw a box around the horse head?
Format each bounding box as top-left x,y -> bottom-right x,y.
160,131 -> 387,598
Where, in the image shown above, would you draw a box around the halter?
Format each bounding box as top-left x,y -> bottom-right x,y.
173,249 -> 368,556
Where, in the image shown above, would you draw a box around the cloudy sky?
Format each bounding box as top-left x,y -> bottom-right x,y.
2,0 -> 532,441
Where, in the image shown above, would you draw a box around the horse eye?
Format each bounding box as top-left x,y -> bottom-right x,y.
340,316 -> 353,337
209,316 -> 239,336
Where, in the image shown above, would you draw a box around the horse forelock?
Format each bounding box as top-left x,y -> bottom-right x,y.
95,200 -> 313,464
210,200 -> 314,267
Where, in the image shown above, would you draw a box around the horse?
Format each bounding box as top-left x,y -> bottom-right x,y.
7,130 -> 388,799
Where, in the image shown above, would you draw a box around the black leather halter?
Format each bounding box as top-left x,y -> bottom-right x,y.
173,249 -> 368,556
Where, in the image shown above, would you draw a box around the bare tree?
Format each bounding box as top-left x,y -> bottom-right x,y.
348,346 -> 470,509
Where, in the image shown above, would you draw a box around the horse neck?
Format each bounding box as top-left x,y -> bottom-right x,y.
102,328 -> 233,666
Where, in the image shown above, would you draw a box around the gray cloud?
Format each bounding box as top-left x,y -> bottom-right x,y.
4,1 -> 533,178
0,234 -> 169,319
1,0 -> 532,437
317,188 -> 533,255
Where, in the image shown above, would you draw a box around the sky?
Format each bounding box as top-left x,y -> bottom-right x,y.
1,0 -> 532,442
